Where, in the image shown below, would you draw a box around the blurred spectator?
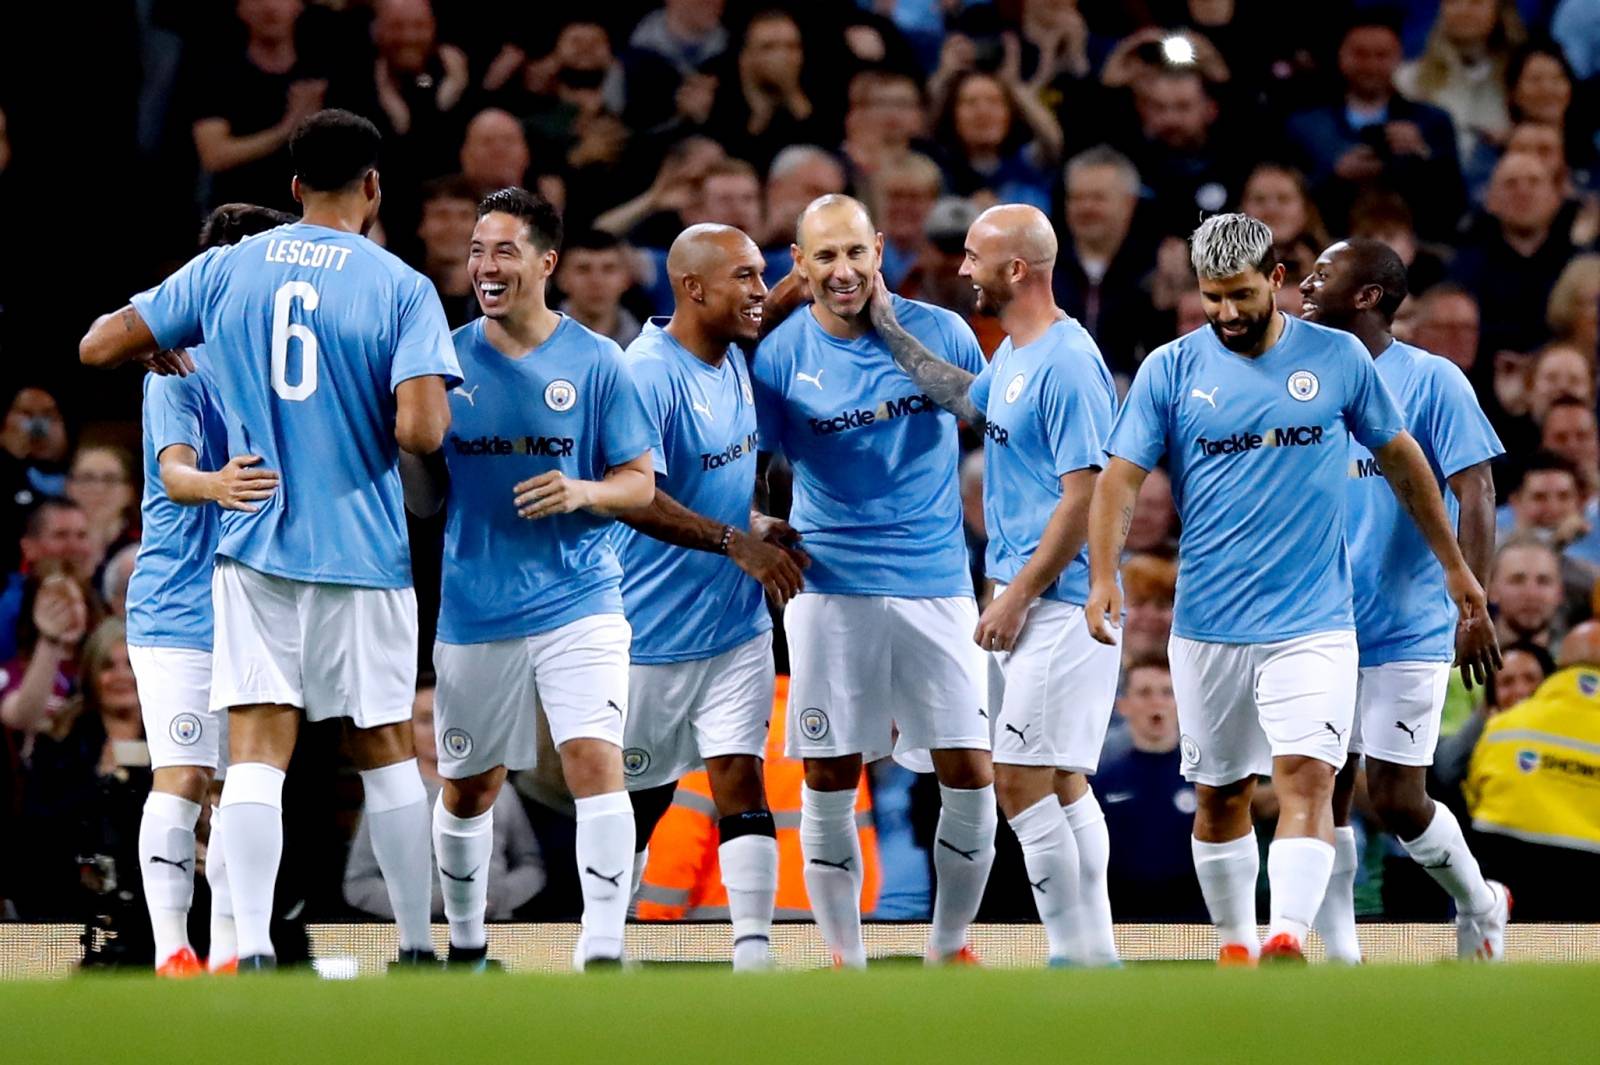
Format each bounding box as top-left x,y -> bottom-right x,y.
1546,254 -> 1600,358
1284,15 -> 1464,239
100,545 -> 139,621
1,567 -> 89,737
66,446 -> 139,573
898,197 -> 1005,352
1120,553 -> 1177,666
1,386 -> 72,572
458,108 -> 531,199
1349,190 -> 1452,302
1454,151 -> 1576,359
189,0 -> 327,212
1119,67 -> 1248,236
1055,145 -> 1164,377
623,0 -> 729,134
414,176 -> 481,327
1240,162 -> 1329,260
1489,534 -> 1572,651
0,500 -> 98,664
593,135 -> 726,246
345,681 -> 544,921
932,69 -> 1061,212
1097,653 -> 1207,921
840,71 -> 926,185
555,230 -> 642,348
634,157 -> 766,312
1466,619 -> 1600,919
1397,0 -> 1525,165
871,153 -> 944,290
1403,284 -> 1482,374
1526,343 -> 1596,424
1126,466 -> 1177,558
1504,43 -> 1596,189
761,145 -> 846,252
1487,640 -> 1558,713
705,10 -> 832,174
515,21 -> 627,142
959,450 -> 987,598
1551,0 -> 1600,80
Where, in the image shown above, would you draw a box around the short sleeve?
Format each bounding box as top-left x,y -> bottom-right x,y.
968,356 -> 995,413
147,375 -> 208,459
391,275 -> 464,391
629,357 -> 675,478
131,246 -> 223,351
598,345 -> 660,470
1105,352 -> 1172,470
1425,362 -> 1505,479
1342,343 -> 1405,451
1041,362 -> 1114,477
751,334 -> 789,458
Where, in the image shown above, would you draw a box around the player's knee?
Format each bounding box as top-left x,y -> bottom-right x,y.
1365,762 -> 1432,836
706,756 -> 766,815
153,765 -> 214,804
1272,755 -> 1337,801
994,766 -> 1052,819
929,747 -> 994,790
803,756 -> 863,793
443,770 -> 504,817
347,720 -> 416,770
560,738 -> 625,797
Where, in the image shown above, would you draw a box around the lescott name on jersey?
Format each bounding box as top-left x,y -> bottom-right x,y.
261,237 -> 355,271
701,431 -> 759,471
807,392 -> 938,436
1195,423 -> 1325,457
450,432 -> 576,457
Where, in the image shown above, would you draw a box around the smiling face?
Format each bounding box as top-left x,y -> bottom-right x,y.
1491,543 -> 1562,637
696,232 -> 769,345
1199,264 -> 1283,353
467,211 -> 555,320
957,219 -> 1016,315
794,200 -> 881,322
1491,647 -> 1546,710
1513,53 -> 1572,125
1298,242 -> 1372,328
953,74 -> 1011,155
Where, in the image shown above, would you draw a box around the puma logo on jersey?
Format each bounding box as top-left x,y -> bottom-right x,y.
691,399 -> 713,419
796,369 -> 825,390
1191,386 -> 1219,408
452,384 -> 480,406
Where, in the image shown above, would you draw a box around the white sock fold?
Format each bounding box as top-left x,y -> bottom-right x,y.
140,791 -> 201,965
1267,837 -> 1335,944
1062,790 -> 1118,965
219,763 -> 285,960
360,759 -> 434,953
433,795 -> 493,951
800,784 -> 865,969
1312,826 -> 1362,963
1193,833 -> 1260,956
929,783 -> 997,959
574,791 -> 635,964
720,833 -> 778,971
205,804 -> 236,970
1400,803 -> 1497,915
1007,795 -> 1081,962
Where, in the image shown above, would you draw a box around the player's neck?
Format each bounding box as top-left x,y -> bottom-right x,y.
1236,310 -> 1286,359
300,200 -> 368,234
811,302 -> 871,341
1356,322 -> 1394,359
485,305 -> 562,358
1000,289 -> 1065,348
664,315 -> 728,367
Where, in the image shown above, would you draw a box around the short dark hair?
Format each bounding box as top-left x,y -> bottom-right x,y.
290,109 -> 382,193
1343,6 -> 1404,41
477,187 -> 563,253
199,203 -> 295,249
561,228 -> 622,255
1123,650 -> 1171,677
419,175 -> 479,209
23,496 -> 82,539
1515,449 -> 1582,491
1342,236 -> 1409,320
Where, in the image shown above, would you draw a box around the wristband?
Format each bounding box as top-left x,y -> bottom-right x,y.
716,525 -> 735,555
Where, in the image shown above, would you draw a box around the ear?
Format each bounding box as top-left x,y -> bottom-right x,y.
874,231 -> 885,259
1355,282 -> 1384,312
365,169 -> 381,200
1267,262 -> 1286,290
685,275 -> 706,303
544,249 -> 560,276
291,175 -> 305,206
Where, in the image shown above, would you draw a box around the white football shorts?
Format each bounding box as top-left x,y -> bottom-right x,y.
1350,660 -> 1451,767
129,644 -> 228,775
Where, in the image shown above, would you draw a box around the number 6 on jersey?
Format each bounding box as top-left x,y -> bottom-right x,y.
271,280 -> 319,401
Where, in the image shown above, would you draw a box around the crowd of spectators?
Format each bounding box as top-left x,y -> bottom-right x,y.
3,0 -> 1600,954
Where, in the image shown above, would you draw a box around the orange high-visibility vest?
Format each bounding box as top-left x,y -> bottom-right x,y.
635,675 -> 881,920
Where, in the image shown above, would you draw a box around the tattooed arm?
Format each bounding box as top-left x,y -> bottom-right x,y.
79,305 -> 196,376
1084,456 -> 1149,645
866,273 -> 983,425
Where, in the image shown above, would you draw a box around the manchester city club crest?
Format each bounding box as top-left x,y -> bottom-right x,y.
622,748 -> 651,777
799,707 -> 830,740
1005,373 -> 1026,403
169,713 -> 203,746
1180,734 -> 1201,766
544,379 -> 577,411
442,728 -> 474,760
1286,370 -> 1319,402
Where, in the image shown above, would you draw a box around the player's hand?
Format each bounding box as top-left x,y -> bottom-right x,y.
728,530 -> 805,607
515,470 -> 593,519
866,271 -> 898,334
974,588 -> 1029,653
1446,566 -> 1500,689
211,454 -> 280,513
1084,579 -> 1122,646
141,348 -> 196,377
33,575 -> 87,648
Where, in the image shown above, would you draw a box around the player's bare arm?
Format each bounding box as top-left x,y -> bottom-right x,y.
79,306 -> 196,376
516,450 -> 654,519
159,444 -> 280,513
620,483 -> 808,607
865,272 -> 983,425
398,449 -> 448,518
1084,456 -> 1149,645
1374,431 -> 1499,677
394,375 -> 452,455
977,468 -> 1097,653
1446,459 -> 1502,687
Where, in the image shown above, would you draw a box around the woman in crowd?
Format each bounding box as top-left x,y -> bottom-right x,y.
1546,254 -> 1600,358
933,69 -> 1061,212
1240,162 -> 1328,263
66,445 -> 139,577
1399,0 -> 1527,163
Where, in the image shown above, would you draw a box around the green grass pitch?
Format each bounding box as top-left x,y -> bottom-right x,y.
7,962 -> 1597,1064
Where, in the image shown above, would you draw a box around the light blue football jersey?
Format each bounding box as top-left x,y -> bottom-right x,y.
1106,315 -> 1405,644
969,318 -> 1117,606
1347,340 -> 1503,666
130,222 -> 462,589
125,358 -> 231,651
437,316 -> 658,645
615,320 -> 771,664
751,296 -> 985,597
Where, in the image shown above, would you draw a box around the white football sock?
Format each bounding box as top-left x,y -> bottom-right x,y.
1399,803 -> 1496,915
1007,795 -> 1081,962
1063,790 -> 1119,965
205,804 -> 236,970
1267,836 -> 1335,944
1312,826 -> 1362,963
719,813 -> 779,972
140,791 -> 200,965
360,759 -> 435,953
800,784 -> 865,969
433,795 -> 493,951
630,846 -> 649,911
1192,833 -> 1260,956
929,783 -> 997,959
574,791 -> 635,964
219,763 -> 285,960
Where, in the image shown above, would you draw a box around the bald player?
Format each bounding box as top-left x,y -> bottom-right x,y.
613,224 -> 808,970
1300,237 -> 1508,962
752,194 -> 994,968
868,204 -> 1121,967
